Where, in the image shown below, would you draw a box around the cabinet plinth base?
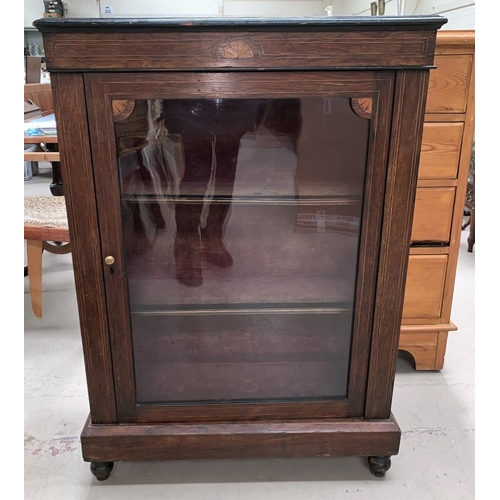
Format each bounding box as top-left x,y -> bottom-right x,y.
81,414 -> 401,473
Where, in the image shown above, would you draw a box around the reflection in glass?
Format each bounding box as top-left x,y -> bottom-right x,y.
114,97 -> 370,404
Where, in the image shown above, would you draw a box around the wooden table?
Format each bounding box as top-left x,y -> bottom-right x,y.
24,115 -> 63,196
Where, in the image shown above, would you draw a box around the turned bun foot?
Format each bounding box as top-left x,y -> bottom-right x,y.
90,461 -> 114,481
367,456 -> 391,477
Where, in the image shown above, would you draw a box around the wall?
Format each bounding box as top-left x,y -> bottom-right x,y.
24,0 -> 49,27
420,0 -> 475,29
101,0 -> 325,17
25,0 -> 330,26
340,0 -> 401,16
223,1 -> 324,16
438,5 -> 474,29
96,1 -> 219,17
328,0 -> 474,27
24,0 -> 475,27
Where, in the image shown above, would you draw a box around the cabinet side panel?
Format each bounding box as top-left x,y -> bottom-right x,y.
440,52 -> 475,321
365,69 -> 430,420
50,73 -> 118,424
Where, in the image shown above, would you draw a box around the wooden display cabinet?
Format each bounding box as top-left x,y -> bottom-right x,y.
34,16 -> 446,480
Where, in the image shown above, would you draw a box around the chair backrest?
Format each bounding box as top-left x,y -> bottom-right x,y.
24,83 -> 54,116
25,56 -> 42,84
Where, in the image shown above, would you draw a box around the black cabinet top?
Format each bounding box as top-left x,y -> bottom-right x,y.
34,15 -> 447,33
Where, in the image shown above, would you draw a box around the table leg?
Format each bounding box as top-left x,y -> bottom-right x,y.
46,143 -> 63,196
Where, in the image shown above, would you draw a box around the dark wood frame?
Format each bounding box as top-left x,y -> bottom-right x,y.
37,15 -> 446,479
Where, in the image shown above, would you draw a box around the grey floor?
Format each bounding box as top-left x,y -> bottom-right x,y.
24,164 -> 475,499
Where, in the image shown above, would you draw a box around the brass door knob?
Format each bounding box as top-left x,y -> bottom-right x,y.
104,256 -> 115,265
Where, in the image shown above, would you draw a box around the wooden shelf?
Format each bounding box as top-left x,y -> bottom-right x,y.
123,194 -> 362,205
131,302 -> 352,315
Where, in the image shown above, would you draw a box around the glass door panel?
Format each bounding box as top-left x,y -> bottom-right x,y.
114,96 -> 369,404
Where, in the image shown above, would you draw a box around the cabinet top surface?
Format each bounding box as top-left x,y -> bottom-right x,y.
34,15 -> 447,32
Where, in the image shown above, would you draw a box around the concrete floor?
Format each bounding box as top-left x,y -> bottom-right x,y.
24,165 -> 475,499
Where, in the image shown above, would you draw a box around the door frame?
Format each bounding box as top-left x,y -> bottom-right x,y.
84,71 -> 395,423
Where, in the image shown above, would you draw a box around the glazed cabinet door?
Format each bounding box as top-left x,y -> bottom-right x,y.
84,72 -> 394,423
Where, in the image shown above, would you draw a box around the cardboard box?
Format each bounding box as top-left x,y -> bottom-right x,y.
24,145 -> 39,181
43,12 -> 62,18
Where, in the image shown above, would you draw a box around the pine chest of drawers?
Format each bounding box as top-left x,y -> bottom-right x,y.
399,30 -> 475,371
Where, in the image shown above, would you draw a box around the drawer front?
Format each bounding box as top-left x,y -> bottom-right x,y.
411,187 -> 455,244
402,255 -> 448,321
418,122 -> 464,179
425,55 -> 472,113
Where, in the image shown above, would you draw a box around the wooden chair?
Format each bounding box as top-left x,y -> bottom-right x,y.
24,196 -> 71,318
24,83 -> 63,196
462,177 -> 475,253
462,139 -> 475,252
24,83 -> 54,116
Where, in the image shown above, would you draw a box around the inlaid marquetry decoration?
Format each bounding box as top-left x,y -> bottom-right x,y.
214,38 -> 262,60
112,99 -> 136,122
350,97 -> 373,119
